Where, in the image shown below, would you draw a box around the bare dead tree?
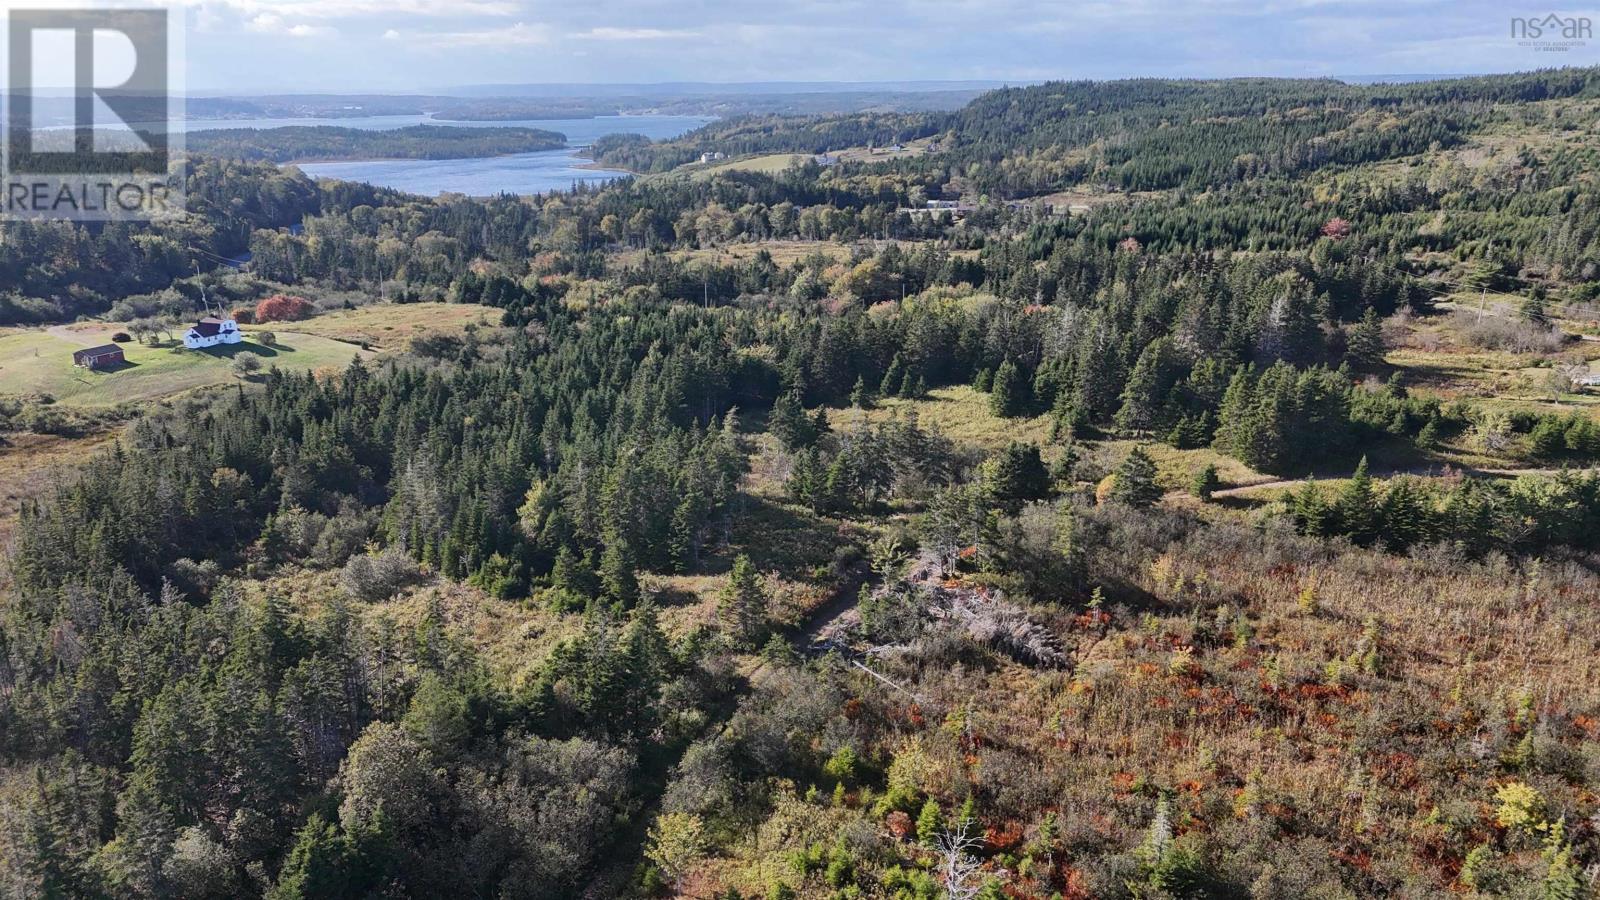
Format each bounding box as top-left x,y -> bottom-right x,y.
936,820 -> 985,900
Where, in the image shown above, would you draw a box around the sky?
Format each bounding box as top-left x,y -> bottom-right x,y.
22,0 -> 1600,93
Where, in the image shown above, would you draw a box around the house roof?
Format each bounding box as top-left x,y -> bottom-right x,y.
190,320 -> 223,337
74,344 -> 123,359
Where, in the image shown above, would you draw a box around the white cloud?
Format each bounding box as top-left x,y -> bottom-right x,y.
431,21 -> 551,48
205,0 -> 520,20
177,0 -> 1600,92
570,27 -> 702,41
245,13 -> 335,37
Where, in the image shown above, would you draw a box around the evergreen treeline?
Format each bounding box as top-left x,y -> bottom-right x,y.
1290,459 -> 1600,555
0,159 -> 317,323
186,125 -> 567,164
589,112 -> 938,173
0,293 -> 759,896
11,68 -> 1599,325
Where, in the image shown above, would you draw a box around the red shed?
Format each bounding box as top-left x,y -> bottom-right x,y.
72,344 -> 125,369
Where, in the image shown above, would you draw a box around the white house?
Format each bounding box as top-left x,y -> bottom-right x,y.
183,316 -> 243,349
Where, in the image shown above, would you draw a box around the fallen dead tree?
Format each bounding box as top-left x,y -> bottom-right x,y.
928,587 -> 1072,669
858,551 -> 1072,669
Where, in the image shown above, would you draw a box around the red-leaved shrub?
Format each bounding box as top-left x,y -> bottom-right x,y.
255,294 -> 316,323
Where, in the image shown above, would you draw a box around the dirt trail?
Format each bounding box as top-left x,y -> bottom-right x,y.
45,324 -> 106,347
801,563 -> 874,652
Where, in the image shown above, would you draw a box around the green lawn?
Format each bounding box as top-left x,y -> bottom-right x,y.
0,327 -> 374,406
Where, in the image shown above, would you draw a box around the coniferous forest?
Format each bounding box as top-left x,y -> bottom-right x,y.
4,69 -> 1600,899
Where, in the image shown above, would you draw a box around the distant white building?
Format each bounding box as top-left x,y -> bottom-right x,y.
698,151 -> 726,164
183,316 -> 243,349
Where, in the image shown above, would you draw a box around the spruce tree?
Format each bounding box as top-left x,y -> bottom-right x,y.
1115,336 -> 1180,434
788,448 -> 823,509
1072,314 -> 1125,422
1522,289 -> 1550,325
1416,417 -> 1440,449
1110,446 -> 1163,509
821,454 -> 858,513
600,539 -> 640,605
719,555 -> 769,649
985,442 -> 1051,513
1291,478 -> 1330,537
849,376 -> 871,409
1530,417 -> 1567,459
1345,308 -> 1386,371
880,354 -> 906,398
771,391 -> 817,450
990,360 -> 1028,418
268,813 -> 356,900
1191,463 -> 1220,500
667,489 -> 705,572
811,408 -> 831,442
1333,457 -> 1380,546
897,368 -> 917,399
1379,477 -> 1431,552
916,798 -> 944,846
402,674 -> 471,759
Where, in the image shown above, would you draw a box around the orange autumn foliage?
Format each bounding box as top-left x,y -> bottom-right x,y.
255,294 -> 316,323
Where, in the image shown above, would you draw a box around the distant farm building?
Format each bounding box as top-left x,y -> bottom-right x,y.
72,344 -> 125,369
698,151 -> 726,164
898,198 -> 973,218
183,316 -> 243,350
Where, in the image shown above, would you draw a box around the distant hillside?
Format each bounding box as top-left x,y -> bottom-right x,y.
591,67 -> 1600,192
185,124 -> 566,163
186,87 -> 995,125
589,113 -> 939,173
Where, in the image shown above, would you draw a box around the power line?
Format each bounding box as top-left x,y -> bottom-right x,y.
187,245 -> 248,269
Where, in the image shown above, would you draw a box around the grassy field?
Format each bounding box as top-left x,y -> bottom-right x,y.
1383,305 -> 1600,425
0,326 -> 373,407
274,302 -> 499,350
0,429 -> 123,553
827,385 -> 1057,453
691,153 -> 810,177
1092,438 -> 1265,490
676,136 -> 937,180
